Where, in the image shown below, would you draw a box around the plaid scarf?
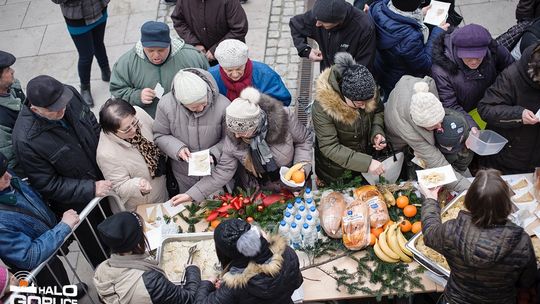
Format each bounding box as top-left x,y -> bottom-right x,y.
125,127 -> 162,178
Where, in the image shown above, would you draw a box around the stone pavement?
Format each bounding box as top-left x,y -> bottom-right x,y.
0,0 -> 520,302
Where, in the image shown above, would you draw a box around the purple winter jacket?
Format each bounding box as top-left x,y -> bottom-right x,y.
431,31 -> 514,128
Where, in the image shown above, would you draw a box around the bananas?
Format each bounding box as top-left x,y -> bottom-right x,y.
381,189 -> 396,207
284,162 -> 307,181
373,222 -> 414,263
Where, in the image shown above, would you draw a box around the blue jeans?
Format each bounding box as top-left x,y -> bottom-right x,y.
70,21 -> 109,85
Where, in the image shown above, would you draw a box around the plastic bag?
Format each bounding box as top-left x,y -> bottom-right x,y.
319,190 -> 347,238
354,185 -> 390,228
342,198 -> 370,250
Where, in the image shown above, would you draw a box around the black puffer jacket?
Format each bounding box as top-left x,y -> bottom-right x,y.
289,1 -> 376,71
517,0 -> 540,21
477,43 -> 540,174
422,198 -> 537,304
12,86 -> 102,213
195,235 -> 303,304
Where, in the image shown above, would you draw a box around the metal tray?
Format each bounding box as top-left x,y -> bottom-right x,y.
405,191 -> 467,280
157,232 -> 215,283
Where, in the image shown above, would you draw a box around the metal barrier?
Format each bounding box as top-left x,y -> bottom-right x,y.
6,193 -> 125,304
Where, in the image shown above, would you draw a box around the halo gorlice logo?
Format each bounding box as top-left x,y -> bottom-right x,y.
10,271 -> 79,304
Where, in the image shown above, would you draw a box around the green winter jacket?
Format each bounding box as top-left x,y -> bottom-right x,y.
312,67 -> 385,185
109,38 -> 209,118
0,79 -> 24,173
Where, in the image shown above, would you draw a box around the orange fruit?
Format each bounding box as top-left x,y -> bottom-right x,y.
246,216 -> 254,223
210,219 -> 221,229
291,170 -> 305,184
383,220 -> 394,231
369,233 -> 377,246
400,220 -> 412,233
403,205 -> 417,218
371,227 -> 384,238
411,221 -> 422,234
396,196 -> 409,209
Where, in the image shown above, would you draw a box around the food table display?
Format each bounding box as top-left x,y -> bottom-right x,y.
134,171 -> 540,302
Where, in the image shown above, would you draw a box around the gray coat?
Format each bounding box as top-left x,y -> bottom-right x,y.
51,0 -> 109,24
384,75 -> 470,192
186,97 -> 313,202
153,69 -> 229,193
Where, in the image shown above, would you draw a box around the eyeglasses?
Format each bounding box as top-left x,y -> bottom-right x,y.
117,118 -> 139,134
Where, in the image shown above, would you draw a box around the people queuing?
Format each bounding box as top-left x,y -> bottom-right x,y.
210,39 -> 292,105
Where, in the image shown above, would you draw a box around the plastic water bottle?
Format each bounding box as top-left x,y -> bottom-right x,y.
289,222 -> 302,249
295,214 -> 304,225
294,197 -> 304,210
305,215 -> 318,243
284,211 -> 294,224
304,187 -> 313,201
297,205 -> 308,219
302,223 -> 316,247
305,198 -> 314,210
278,220 -> 289,239
309,206 -> 322,236
284,203 -> 296,217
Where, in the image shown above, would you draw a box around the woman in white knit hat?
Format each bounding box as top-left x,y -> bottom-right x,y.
209,39 -> 292,106
153,68 -> 230,194
384,75 -> 471,192
171,87 -> 313,204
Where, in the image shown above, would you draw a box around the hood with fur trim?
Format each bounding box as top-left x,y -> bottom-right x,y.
315,67 -> 378,126
226,93 -> 289,145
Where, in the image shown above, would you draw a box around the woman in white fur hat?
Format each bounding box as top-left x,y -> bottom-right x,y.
209,39 -> 292,106
171,87 -> 313,204
384,75 -> 471,192
153,68 -> 230,194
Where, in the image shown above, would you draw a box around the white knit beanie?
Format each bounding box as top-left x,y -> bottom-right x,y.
172,70 -> 208,105
410,82 -> 445,128
226,87 -> 262,133
214,39 -> 249,68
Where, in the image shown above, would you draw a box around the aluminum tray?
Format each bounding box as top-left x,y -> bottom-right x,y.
157,232 -> 215,283
405,191 -> 467,280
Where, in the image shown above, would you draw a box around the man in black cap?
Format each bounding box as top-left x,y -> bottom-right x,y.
434,109 -> 473,174
0,151 -> 88,298
0,50 -> 25,176
110,21 -> 209,118
12,75 -> 112,267
289,0 -> 376,71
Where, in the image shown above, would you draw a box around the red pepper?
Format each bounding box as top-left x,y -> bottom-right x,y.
217,204 -> 233,213
206,211 -> 219,222
231,197 -> 242,210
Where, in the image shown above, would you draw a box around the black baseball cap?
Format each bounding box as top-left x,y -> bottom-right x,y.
26,75 -> 73,111
0,51 -> 15,69
0,152 -> 8,176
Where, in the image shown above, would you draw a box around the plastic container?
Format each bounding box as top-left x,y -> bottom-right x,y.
465,130 -> 508,156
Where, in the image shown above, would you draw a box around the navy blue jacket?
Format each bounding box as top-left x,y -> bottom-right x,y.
370,0 -> 444,95
0,172 -> 71,270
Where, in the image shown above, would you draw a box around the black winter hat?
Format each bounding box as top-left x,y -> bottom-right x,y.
392,0 -> 423,12
27,75 -> 73,111
214,219 -> 262,261
97,212 -> 144,253
0,51 -> 15,69
0,152 -> 7,176
435,113 -> 466,154
334,52 -> 375,101
312,0 -> 349,23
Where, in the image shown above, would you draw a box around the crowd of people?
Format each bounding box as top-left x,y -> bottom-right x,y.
1,0 -> 540,303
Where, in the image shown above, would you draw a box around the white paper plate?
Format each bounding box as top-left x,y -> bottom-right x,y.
280,166 -> 305,188
416,165 -> 458,188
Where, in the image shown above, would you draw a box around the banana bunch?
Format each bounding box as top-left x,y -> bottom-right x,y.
381,188 -> 396,207
373,223 -> 413,263
284,162 -> 307,181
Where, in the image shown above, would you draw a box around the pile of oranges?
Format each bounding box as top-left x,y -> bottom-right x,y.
368,195 -> 422,246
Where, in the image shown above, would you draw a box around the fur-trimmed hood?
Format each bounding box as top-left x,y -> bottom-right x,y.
226,94 -> 289,145
221,235 -> 288,293
315,67 -> 378,126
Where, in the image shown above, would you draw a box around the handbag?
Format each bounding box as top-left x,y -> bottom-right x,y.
165,158 -> 180,198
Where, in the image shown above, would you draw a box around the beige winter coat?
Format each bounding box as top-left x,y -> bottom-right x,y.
153,68 -> 229,193
186,95 -> 313,202
96,107 -> 168,212
384,75 -> 470,192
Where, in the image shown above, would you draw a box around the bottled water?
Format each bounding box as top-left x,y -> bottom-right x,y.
295,214 -> 303,225
284,211 -> 294,224
278,220 -> 289,239
302,223 -> 316,247
294,197 -> 304,210
284,203 -> 296,217
289,222 -> 302,249
304,187 -> 313,201
305,198 -> 314,210
309,206 -> 322,237
297,205 -> 307,219
305,214 -> 316,227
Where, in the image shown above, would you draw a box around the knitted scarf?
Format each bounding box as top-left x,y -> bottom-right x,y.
389,1 -> 429,44
248,111 -> 278,180
220,59 -> 254,101
125,127 -> 162,178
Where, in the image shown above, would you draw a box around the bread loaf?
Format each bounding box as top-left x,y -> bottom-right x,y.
342,199 -> 370,250
319,191 -> 347,238
354,185 -> 390,228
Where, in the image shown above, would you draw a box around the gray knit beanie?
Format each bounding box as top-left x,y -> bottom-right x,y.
334,52 -> 375,101
312,0 -> 349,23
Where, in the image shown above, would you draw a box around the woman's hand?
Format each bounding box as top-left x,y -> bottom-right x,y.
171,193 -> 192,206
418,184 -> 441,201
522,109 -> 540,125
368,159 -> 384,176
139,178 -> 152,195
178,147 -> 191,162
372,134 -> 387,151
